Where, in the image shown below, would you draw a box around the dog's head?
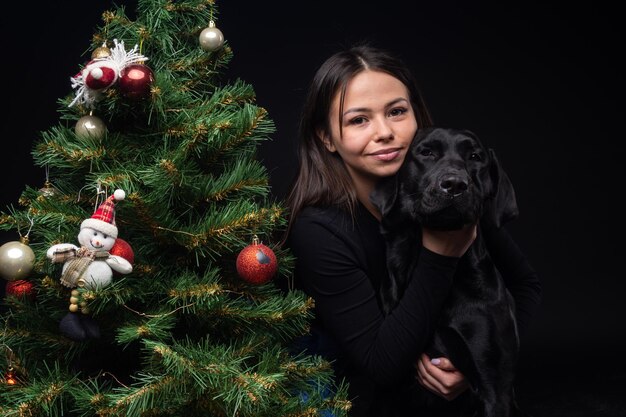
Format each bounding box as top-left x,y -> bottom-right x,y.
371,127 -> 518,230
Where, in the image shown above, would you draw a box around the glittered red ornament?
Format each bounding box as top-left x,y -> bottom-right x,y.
110,238 -> 135,265
236,236 -> 277,285
118,64 -> 154,99
5,279 -> 35,300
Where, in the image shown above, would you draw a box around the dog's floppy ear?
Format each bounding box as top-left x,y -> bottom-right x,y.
482,148 -> 519,229
370,174 -> 399,219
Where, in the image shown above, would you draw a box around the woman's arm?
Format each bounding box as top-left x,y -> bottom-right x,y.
289,212 -> 464,386
416,224 -> 540,400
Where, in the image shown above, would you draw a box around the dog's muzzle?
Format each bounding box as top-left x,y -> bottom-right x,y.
439,173 -> 469,197
417,172 -> 480,230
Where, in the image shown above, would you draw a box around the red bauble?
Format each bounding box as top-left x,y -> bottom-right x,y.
5,279 -> 35,300
118,64 -> 154,99
110,238 -> 135,265
236,237 -> 277,285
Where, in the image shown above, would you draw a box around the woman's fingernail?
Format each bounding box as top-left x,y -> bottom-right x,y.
431,358 -> 441,365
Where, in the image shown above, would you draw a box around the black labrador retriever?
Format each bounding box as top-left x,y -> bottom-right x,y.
370,127 -> 524,417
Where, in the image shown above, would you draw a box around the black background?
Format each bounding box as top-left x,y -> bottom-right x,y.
2,1 -> 624,414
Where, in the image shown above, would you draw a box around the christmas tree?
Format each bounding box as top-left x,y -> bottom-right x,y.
0,1 -> 349,416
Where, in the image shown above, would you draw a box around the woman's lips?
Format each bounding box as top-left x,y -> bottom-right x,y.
370,149 -> 401,161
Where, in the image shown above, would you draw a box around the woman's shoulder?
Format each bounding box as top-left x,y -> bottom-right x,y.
291,205 -> 343,232
290,203 -> 378,243
298,205 -> 345,221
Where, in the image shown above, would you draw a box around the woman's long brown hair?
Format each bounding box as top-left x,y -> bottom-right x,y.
283,45 -> 433,241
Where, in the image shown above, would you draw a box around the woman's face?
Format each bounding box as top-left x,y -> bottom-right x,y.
323,70 -> 418,194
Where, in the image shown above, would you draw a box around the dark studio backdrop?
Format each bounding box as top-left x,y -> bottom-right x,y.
1,1 -> 623,415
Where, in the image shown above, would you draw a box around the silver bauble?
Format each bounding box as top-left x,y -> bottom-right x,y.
75,114 -> 107,140
0,237 -> 36,281
199,22 -> 224,52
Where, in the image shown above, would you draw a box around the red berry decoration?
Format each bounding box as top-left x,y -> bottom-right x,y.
118,64 -> 154,99
110,238 -> 135,265
5,279 -> 35,300
236,235 -> 277,285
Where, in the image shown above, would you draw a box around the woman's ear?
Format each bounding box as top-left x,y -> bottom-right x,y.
318,130 -> 336,152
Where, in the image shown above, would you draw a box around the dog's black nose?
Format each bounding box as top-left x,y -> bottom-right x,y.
439,175 -> 468,195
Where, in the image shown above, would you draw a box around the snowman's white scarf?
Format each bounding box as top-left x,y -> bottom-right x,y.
53,246 -> 110,288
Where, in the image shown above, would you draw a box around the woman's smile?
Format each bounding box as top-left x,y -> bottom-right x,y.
368,147 -> 402,162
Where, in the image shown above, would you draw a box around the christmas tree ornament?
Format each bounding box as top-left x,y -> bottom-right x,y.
0,237 -> 36,282
47,189 -> 132,341
110,237 -> 134,265
39,166 -> 59,198
47,189 -> 132,291
199,20 -> 225,52
69,38 -> 149,108
83,60 -> 118,90
118,64 -> 154,99
75,113 -> 107,140
91,42 -> 112,59
2,347 -> 22,386
236,235 -> 277,285
39,180 -> 59,198
3,366 -> 18,385
5,279 -> 35,300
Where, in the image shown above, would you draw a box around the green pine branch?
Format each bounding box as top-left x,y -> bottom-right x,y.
0,0 -> 350,415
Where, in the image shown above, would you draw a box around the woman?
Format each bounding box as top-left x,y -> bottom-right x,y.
285,44 -> 541,416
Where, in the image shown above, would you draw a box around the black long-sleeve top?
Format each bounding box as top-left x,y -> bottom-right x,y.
287,202 -> 541,416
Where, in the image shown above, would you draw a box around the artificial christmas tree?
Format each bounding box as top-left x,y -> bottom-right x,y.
0,1 -> 349,416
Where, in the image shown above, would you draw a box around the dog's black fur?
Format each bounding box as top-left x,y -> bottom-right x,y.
370,127 -> 524,417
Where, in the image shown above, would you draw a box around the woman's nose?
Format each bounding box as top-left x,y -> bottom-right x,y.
373,118 -> 393,142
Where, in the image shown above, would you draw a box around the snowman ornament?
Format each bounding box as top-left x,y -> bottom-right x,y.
47,189 -> 132,340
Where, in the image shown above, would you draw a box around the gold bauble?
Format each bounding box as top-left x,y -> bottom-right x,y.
0,237 -> 36,281
91,45 -> 112,59
39,181 -> 59,198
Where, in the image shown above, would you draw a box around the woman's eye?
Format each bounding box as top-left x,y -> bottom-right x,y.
469,152 -> 482,161
389,107 -> 407,117
348,116 -> 366,125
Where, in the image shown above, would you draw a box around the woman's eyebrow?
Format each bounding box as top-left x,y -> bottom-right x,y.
342,98 -> 409,117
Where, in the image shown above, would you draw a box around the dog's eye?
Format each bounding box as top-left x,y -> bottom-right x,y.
469,153 -> 482,161
420,149 -> 435,157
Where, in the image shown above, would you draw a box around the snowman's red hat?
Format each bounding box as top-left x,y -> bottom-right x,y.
80,189 -> 125,238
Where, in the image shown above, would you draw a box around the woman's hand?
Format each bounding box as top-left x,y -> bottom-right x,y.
421,223 -> 477,258
416,353 -> 469,401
